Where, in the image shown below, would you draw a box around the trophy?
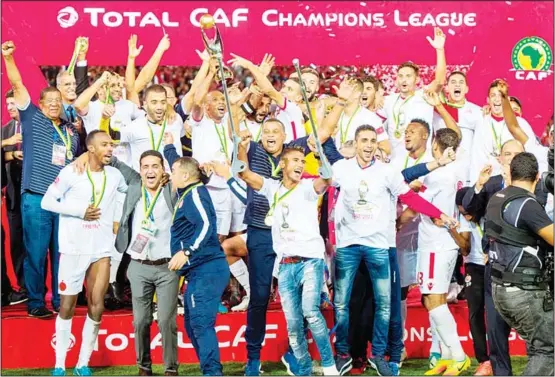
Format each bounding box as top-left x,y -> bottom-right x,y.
292,58 -> 333,179
281,203 -> 290,229
200,14 -> 245,175
358,180 -> 368,205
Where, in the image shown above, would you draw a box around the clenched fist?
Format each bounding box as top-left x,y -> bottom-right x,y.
2,41 -> 15,57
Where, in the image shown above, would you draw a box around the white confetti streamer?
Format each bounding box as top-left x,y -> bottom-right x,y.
506,1 -> 511,4
360,2 -> 366,6
508,17 -> 514,21
473,45 -> 477,53
329,33 -> 336,37
448,29 -> 455,36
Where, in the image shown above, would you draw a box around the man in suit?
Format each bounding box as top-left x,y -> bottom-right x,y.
1,89 -> 27,304
57,37 -> 90,157
462,139 -> 547,376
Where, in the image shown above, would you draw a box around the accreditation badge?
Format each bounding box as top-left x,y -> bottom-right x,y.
141,219 -> 158,237
52,144 -> 67,166
129,233 -> 150,254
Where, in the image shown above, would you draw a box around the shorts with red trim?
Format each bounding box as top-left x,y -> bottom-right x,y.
416,249 -> 458,294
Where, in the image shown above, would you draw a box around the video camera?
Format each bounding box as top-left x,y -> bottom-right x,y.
541,143 -> 554,194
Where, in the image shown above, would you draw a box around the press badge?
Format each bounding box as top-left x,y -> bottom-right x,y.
52,144 -> 67,166
130,233 -> 150,254
141,219 -> 158,237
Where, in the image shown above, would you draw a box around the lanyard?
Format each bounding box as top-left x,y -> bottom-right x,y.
392,94 -> 414,130
476,223 -> 484,239
147,119 -> 167,152
268,156 -> 281,177
403,152 -> 425,169
214,122 -> 228,156
52,121 -> 72,153
244,121 -> 262,142
267,183 -> 298,218
142,186 -> 162,222
86,168 -> 107,208
489,118 -> 504,153
172,182 -> 203,223
339,106 -> 361,145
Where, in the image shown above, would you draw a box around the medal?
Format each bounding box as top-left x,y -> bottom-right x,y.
214,122 -> 228,157
265,215 -> 274,226
86,168 -> 107,208
392,94 -> 413,141
394,130 -> 402,139
66,150 -> 73,160
147,118 -> 167,151
142,219 -> 152,229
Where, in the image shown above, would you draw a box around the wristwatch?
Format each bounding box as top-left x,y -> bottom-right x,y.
183,250 -> 191,257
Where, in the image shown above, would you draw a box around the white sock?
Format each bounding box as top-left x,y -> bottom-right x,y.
229,259 -> 250,297
77,315 -> 101,368
55,316 -> 73,370
400,299 -> 407,329
109,259 -> 121,284
429,305 -> 466,361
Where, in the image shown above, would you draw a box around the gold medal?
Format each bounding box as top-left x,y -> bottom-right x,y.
66,150 -> 73,160
394,130 -> 402,139
265,215 -> 274,227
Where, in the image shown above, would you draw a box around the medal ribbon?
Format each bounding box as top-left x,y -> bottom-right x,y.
476,223 -> 484,239
268,156 -> 281,178
142,186 -> 163,222
266,183 -> 298,219
489,118 -> 504,154
86,168 -> 107,208
172,182 -> 203,223
439,92 -> 465,109
244,121 -> 263,142
403,152 -> 425,169
214,122 -> 229,156
392,94 -> 414,132
339,106 -> 361,145
148,118 -> 167,152
52,121 -> 72,157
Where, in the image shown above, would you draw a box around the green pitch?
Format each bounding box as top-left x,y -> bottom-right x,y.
2,357 -> 527,376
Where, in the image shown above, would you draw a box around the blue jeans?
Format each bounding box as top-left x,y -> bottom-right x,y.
279,258 -> 334,375
21,192 -> 60,310
334,245 -> 391,357
245,226 -> 276,360
387,248 -> 404,363
184,257 -> 229,376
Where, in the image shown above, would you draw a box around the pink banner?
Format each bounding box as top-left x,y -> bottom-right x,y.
1,1 -> 553,131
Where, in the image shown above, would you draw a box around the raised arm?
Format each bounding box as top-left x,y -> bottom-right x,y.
426,27 -> 447,93
190,57 -> 217,121
74,37 -> 90,97
74,71 -> 111,116
1,41 -> 30,107
498,80 -> 528,145
125,34 -> 143,108
133,34 -> 170,93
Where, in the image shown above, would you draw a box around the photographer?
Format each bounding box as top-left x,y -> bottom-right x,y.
485,152 -> 554,376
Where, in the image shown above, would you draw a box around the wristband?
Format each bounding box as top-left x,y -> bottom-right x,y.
241,102 -> 255,116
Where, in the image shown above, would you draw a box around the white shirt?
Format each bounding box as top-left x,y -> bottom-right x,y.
128,188 -> 173,261
469,115 -> 537,184
188,114 -> 232,189
432,101 -> 482,183
120,116 -> 184,172
460,217 -> 485,266
391,149 -> 434,251
240,119 -> 263,142
334,106 -> 388,148
332,158 -> 410,249
258,178 -> 325,260
274,100 -> 306,142
41,166 -> 128,255
418,163 -> 463,252
525,137 -> 549,174
381,89 -> 434,159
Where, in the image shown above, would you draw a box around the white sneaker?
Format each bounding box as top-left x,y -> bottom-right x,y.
231,296 -> 250,312
322,365 -> 339,375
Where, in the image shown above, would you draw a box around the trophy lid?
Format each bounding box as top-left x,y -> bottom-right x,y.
200,14 -> 216,29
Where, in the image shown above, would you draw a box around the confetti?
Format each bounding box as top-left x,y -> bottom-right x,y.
305,5 -> 310,10
325,28 -> 332,31
360,2 -> 366,6
473,45 -> 477,53
329,66 -> 337,72
508,17 -> 514,21
329,33 -> 336,37
402,29 -> 407,32
448,29 -> 455,36
326,4 -> 331,8
310,63 -> 317,69
505,1 -> 511,4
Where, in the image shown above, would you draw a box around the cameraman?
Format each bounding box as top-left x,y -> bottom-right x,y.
485,152 -> 554,376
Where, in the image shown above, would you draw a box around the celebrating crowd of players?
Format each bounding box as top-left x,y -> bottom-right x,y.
1,25 -> 553,377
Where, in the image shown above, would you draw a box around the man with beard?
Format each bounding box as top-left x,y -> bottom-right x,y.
380,27 -> 447,159
42,130 -> 127,376
469,79 -> 537,184
3,40 -> 81,318
432,71 -> 482,184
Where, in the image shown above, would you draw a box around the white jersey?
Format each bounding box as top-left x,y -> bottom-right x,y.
334,106 -> 388,148
392,150 -> 434,252
41,165 -> 128,255
81,99 -> 145,167
418,162 -> 463,252
240,119 -> 263,143
432,100 -> 482,184
274,99 -> 306,142
332,158 -> 410,249
120,116 -> 184,172
258,178 -> 324,260
460,217 -> 485,266
188,114 -> 232,189
469,115 -> 537,184
525,138 -> 549,174
381,89 -> 434,159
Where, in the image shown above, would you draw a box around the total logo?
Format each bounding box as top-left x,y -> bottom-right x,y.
511,36 -> 553,81
57,6 -> 79,28
51,333 -> 77,350
56,6 -> 180,28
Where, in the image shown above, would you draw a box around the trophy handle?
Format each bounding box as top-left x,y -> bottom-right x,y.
200,26 -> 223,57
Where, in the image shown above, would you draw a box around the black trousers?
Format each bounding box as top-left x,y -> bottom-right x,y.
485,262 -> 513,375
465,263 -> 489,363
7,208 -> 25,290
348,261 -> 374,359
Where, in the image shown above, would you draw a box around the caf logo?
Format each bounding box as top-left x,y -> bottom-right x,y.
511,36 -> 553,81
51,333 -> 76,350
57,6 -> 79,28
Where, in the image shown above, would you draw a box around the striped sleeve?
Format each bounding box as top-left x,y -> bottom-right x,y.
182,188 -> 212,253
227,177 -> 247,205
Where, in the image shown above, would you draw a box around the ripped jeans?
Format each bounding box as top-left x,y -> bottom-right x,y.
278,258 -> 334,375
